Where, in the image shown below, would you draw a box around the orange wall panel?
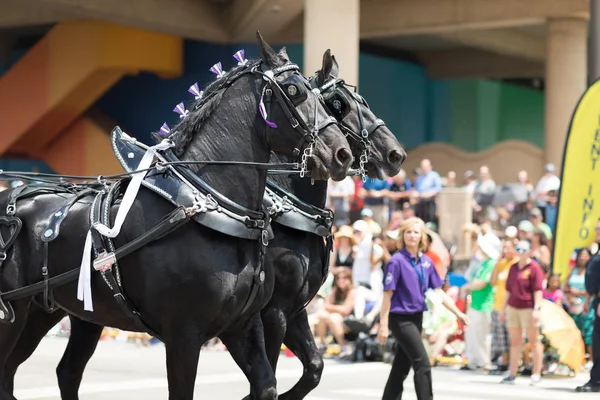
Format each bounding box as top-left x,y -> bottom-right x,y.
0,20 -> 182,157
40,117 -> 123,177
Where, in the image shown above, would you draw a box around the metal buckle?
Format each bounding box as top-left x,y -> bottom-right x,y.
93,251 -> 116,272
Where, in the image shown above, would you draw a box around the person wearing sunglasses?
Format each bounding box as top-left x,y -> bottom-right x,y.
499,239 -> 544,385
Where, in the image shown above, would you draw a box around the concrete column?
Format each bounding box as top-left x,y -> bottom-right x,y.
303,0 -> 360,86
545,18 -> 588,171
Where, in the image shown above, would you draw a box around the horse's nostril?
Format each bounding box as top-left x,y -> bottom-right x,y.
388,149 -> 406,165
336,148 -> 352,165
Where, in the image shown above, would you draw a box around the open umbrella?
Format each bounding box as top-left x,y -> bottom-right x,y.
491,183 -> 530,207
539,299 -> 585,373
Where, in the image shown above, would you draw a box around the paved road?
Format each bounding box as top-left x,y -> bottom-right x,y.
13,337 -> 597,399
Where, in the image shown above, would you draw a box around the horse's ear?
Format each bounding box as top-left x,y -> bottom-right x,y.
330,54 -> 340,78
317,49 -> 333,85
256,31 -> 281,67
278,46 -> 290,62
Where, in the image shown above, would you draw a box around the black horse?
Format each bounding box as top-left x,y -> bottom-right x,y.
0,33 -> 352,400
252,51 -> 404,399
2,50 -> 404,400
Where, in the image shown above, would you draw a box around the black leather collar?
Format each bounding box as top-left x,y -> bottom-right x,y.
264,179 -> 333,237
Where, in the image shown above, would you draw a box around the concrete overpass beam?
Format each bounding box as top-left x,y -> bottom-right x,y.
419,49 -> 544,79
438,29 -> 546,62
0,0 -> 67,28
276,0 -> 588,42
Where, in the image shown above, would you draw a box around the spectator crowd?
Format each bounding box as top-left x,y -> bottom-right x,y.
313,158 -> 597,389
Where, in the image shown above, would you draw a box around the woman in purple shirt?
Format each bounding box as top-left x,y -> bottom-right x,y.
378,217 -> 469,400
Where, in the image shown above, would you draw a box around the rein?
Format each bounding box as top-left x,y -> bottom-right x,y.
0,159 -> 299,185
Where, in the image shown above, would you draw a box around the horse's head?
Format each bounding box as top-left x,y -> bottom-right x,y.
256,33 -> 352,181
311,50 -> 406,180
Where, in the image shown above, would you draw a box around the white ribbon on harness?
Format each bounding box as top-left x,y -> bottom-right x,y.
77,139 -> 174,311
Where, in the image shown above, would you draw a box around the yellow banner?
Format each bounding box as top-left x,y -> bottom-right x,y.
552,79 -> 600,280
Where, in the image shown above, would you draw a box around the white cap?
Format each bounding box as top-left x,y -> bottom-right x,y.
504,226 -> 518,238
352,219 -> 369,232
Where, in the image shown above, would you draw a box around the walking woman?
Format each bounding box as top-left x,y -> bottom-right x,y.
378,217 -> 469,400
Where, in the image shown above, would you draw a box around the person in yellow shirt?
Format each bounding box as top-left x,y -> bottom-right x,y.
489,238 -> 519,374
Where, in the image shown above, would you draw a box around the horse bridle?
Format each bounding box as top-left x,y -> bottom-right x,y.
310,77 -> 386,181
189,61 -> 337,178
253,62 -> 337,177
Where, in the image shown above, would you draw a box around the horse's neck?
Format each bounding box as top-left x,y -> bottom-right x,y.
181,91 -> 267,211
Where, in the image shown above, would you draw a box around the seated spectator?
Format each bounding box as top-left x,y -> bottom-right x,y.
329,225 -> 356,275
422,294 -> 458,365
316,269 -> 357,355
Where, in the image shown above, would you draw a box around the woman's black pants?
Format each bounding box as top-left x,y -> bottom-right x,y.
382,312 -> 433,400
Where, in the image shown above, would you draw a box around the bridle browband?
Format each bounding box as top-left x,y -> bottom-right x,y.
310,76 -> 386,181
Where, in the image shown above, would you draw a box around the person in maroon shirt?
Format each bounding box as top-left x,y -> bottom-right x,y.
499,239 -> 544,385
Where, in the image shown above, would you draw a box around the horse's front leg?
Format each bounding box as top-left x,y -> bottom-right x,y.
278,310 -> 324,400
220,313 -> 277,400
0,299 -> 33,400
56,316 -> 104,400
164,324 -> 204,400
3,305 -> 66,395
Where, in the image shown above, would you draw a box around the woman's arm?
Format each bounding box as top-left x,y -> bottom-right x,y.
434,288 -> 468,325
377,291 -> 393,344
563,269 -> 573,294
323,289 -> 336,312
371,244 -> 384,271
539,245 -> 551,266
490,261 -> 501,286
337,288 -> 356,317
324,289 -> 356,316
